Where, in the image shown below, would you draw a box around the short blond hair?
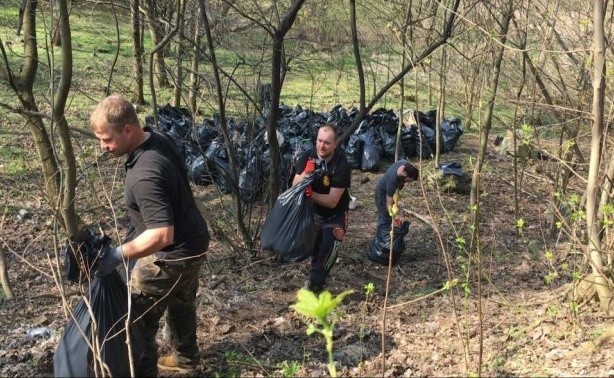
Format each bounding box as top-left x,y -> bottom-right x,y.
89,95 -> 139,133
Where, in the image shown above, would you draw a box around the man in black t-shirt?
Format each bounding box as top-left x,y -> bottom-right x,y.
374,160 -> 419,236
292,124 -> 351,293
90,95 -> 210,376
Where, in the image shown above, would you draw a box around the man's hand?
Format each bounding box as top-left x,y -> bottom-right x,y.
303,158 -> 316,174
305,185 -> 313,198
96,245 -> 124,276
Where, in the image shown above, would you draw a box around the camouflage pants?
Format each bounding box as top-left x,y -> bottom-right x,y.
130,254 -> 204,377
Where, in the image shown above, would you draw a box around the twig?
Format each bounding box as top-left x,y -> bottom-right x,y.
0,207 -> 14,299
500,179 -> 539,198
402,209 -> 438,231
238,342 -> 270,374
387,285 -> 449,309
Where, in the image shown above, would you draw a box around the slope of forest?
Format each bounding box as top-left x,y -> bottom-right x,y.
1,0 -> 613,377
1,131 -> 613,377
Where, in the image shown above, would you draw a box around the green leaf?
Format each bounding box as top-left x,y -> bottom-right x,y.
306,324 -> 316,336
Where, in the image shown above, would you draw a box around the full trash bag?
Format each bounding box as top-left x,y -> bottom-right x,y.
54,272 -> 145,377
368,220 -> 410,266
359,128 -> 381,172
440,117 -> 463,152
55,230 -> 145,377
345,134 -> 364,169
261,173 -> 317,263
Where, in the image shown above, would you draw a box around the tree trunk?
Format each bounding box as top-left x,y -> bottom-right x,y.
197,0 -> 250,245
2,0 -> 80,237
53,0 -> 79,237
266,0 -> 306,208
585,0 -> 613,315
148,0 -> 183,126
189,14 -> 201,115
469,2 -> 513,212
130,0 -> 145,104
143,0 -> 170,87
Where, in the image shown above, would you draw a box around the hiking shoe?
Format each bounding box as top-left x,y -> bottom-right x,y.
157,355 -> 197,374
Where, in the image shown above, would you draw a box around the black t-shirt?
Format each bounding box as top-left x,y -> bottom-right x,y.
124,127 -> 209,260
295,148 -> 351,219
375,159 -> 409,201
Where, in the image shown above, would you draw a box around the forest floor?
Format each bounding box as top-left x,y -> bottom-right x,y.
1,132 -> 614,377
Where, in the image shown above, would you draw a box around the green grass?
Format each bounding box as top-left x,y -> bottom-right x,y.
0,141 -> 27,176
0,0 -> 536,135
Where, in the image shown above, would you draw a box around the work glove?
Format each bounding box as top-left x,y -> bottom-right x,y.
303,158 -> 316,174
96,244 -> 124,276
305,185 -> 313,198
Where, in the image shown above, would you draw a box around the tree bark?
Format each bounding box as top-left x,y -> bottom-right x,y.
266,0 -> 306,207
143,0 -> 170,87
469,2 -> 513,211
197,0 -> 250,245
0,246 -> 14,300
585,0 -> 613,315
130,0 -> 145,104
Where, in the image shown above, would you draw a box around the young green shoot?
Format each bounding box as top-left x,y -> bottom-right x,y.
291,288 -> 354,377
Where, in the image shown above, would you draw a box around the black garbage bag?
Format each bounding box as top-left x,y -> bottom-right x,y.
368,220 -> 410,266
53,272 -> 146,377
261,173 -> 316,263
439,161 -> 464,177
188,155 -> 214,186
409,125 -> 433,159
401,127 -> 417,158
378,126 -> 404,161
440,117 -> 463,152
63,229 -> 111,283
359,128 -> 381,172
238,156 -> 263,203
192,121 -> 218,148
345,134 -> 363,169
204,139 -> 234,194
420,123 -> 438,152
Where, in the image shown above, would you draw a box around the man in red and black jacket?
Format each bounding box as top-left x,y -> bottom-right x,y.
292,124 -> 352,293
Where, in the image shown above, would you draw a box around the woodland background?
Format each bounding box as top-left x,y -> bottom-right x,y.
0,0 -> 613,376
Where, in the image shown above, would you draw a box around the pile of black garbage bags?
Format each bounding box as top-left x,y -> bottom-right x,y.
146,103 -> 463,203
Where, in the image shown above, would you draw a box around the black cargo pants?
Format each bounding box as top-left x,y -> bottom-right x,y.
309,211 -> 348,292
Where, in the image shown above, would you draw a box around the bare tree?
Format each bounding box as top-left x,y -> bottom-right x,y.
584,0 -> 613,315
197,0 -> 251,246
221,0 -> 306,205
341,0 -> 461,144
148,0 -> 185,126
130,0 -> 146,104
141,0 -> 172,87
0,0 -> 80,237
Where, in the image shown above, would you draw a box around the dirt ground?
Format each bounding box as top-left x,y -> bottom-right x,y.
1,132 -> 613,377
